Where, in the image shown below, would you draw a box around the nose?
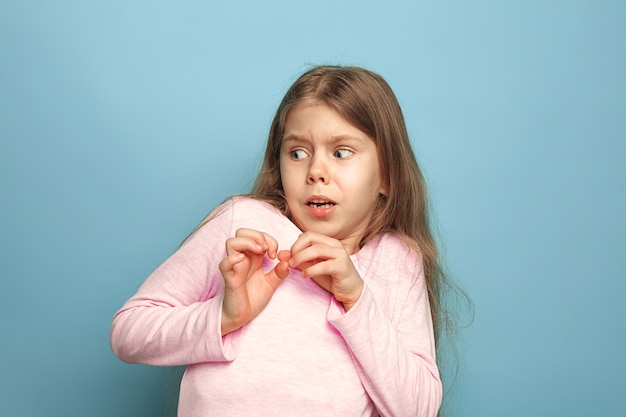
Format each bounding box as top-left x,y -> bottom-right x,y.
307,154 -> 329,185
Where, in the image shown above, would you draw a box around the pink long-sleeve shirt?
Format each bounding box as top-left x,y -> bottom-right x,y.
110,197 -> 442,417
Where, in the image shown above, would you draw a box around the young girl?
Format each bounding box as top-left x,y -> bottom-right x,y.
111,66 -> 446,417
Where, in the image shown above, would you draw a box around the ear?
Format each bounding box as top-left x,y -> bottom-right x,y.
379,179 -> 388,197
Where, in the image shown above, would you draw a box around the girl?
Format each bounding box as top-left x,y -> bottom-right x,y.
111,66 -> 446,417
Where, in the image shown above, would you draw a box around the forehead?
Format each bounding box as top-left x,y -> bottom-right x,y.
282,103 -> 372,143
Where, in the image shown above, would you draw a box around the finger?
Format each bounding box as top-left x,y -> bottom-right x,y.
289,232 -> 314,256
277,250 -> 292,262
218,252 -> 246,277
234,228 -> 269,249
234,228 -> 278,259
300,260 -> 336,279
288,243 -> 338,271
265,260 -> 291,287
261,233 -> 279,259
290,231 -> 341,256
273,259 -> 291,280
225,236 -> 266,257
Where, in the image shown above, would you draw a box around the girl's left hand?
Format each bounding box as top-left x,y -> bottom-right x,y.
288,232 -> 364,312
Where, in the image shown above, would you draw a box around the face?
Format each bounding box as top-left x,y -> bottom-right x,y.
279,103 -> 386,254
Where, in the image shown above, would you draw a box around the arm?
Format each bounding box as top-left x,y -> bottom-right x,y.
327,255 -> 442,417
287,232 -> 442,416
110,202 -> 238,366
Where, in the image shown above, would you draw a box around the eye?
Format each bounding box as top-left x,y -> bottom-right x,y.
290,149 -> 309,160
333,148 -> 354,159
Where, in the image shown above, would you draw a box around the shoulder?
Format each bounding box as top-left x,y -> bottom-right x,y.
365,233 -> 421,263
199,196 -> 280,225
230,195 -> 280,212
218,196 -> 300,244
229,196 -> 286,223
358,233 -> 424,282
356,233 -> 427,320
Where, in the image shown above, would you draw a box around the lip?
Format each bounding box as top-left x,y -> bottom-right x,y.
305,195 -> 337,218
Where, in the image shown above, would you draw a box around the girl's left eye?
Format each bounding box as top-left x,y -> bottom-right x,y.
334,149 -> 353,159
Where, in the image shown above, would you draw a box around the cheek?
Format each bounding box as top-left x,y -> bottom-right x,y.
279,166 -> 297,198
278,157 -> 290,187
362,165 -> 384,197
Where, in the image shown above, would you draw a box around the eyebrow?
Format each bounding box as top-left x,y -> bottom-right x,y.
281,134 -> 302,144
282,134 -> 367,144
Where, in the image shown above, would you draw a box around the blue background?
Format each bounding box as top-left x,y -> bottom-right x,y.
1,1 -> 624,416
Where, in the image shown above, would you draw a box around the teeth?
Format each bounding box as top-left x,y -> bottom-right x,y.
308,200 -> 334,208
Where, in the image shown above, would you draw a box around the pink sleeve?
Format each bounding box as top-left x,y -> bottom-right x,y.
110,200 -> 242,366
327,251 -> 442,417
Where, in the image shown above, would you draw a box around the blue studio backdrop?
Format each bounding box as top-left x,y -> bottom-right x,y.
1,1 -> 624,416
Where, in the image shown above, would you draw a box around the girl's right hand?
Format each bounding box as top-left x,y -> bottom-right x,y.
219,228 -> 291,335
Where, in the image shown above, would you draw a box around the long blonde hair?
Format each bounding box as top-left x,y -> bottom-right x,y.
251,65 -> 456,343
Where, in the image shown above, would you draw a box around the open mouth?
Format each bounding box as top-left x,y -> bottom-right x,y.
307,199 -> 336,209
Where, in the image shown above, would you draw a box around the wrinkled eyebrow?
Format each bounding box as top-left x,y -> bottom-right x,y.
282,133 -> 368,145
281,134 -> 304,144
